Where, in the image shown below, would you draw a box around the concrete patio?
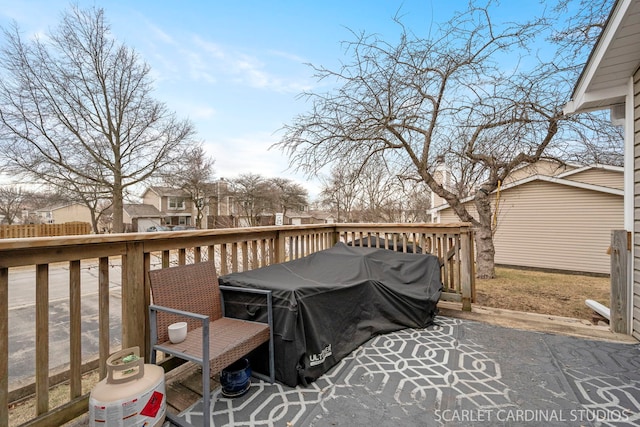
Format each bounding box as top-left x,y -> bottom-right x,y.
165,309 -> 640,427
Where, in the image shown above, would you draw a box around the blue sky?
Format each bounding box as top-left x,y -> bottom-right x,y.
0,1 -> 552,199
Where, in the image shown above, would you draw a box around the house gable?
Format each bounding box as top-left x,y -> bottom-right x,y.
504,160 -> 577,184
559,165 -> 624,190
36,203 -> 92,224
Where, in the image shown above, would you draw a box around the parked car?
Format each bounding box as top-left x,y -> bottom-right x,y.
172,225 -> 197,231
146,225 -> 172,232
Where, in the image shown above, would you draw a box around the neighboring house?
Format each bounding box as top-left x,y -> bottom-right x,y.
35,203 -> 92,225
140,181 -> 238,229
123,204 -> 163,232
137,182 -> 331,229
308,210 -> 336,224
432,163 -> 623,275
563,0 -> 640,339
285,211 -> 315,226
141,186 -> 195,227
209,179 -> 235,218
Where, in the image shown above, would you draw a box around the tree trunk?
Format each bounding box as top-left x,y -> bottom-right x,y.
88,207 -> 99,234
474,223 -> 495,279
474,188 -> 496,279
112,180 -> 124,233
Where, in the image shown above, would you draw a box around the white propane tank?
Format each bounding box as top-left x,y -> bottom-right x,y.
89,347 -> 166,427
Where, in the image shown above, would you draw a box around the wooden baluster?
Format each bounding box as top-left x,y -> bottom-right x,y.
69,260 -> 81,398
35,263 -> 49,415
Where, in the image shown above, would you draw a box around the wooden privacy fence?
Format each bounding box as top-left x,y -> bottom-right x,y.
0,222 -> 474,427
0,222 -> 91,238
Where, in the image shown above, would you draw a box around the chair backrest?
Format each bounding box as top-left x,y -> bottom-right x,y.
149,262 -> 223,343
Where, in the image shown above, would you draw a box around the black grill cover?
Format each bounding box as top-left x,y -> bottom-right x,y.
218,242 -> 442,387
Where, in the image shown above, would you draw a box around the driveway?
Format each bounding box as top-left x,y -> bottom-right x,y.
8,261 -> 123,387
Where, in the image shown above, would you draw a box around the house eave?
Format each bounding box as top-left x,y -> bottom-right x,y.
564,0 -> 640,115
563,85 -> 627,115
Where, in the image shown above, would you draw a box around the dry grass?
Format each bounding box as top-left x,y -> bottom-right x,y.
475,267 -> 610,320
8,371 -> 100,427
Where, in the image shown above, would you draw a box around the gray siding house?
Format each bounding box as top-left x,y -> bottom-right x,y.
433,163 -> 623,275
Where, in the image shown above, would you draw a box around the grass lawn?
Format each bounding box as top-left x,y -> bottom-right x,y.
475,267 -> 610,321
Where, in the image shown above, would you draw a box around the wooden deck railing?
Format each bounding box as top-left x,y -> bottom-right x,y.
0,222 -> 474,426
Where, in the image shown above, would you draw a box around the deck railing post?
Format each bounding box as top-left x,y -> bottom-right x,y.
460,226 -> 473,311
275,229 -> 286,263
330,225 -> 339,247
0,267 -> 8,427
610,230 -> 629,334
122,242 -> 147,358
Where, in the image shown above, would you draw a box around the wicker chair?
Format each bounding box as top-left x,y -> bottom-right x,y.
148,262 -> 274,427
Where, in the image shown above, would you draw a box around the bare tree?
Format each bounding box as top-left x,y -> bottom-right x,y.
0,6 -> 195,232
35,170 -> 113,233
353,161 -> 403,223
550,0 -> 624,166
161,144 -> 216,228
319,166 -> 359,223
401,181 -> 432,223
230,174 -> 309,226
230,174 -> 273,227
268,178 -> 308,218
0,185 -> 28,224
320,158 -> 430,223
276,4 -> 604,278
551,0 -> 615,63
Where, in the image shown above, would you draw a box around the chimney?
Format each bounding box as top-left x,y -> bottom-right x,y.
430,156 -> 450,210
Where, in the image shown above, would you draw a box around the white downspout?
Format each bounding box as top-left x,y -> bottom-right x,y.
624,75 -> 634,334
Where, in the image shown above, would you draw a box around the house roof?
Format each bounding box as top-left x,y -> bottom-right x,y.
308,210 -> 335,220
564,0 -> 640,114
123,203 -> 162,218
143,186 -> 190,198
35,202 -> 86,213
431,164 -> 623,213
554,163 -> 623,178
285,211 -> 314,219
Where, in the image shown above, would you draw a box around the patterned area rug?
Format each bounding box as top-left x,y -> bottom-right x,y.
178,317 -> 640,426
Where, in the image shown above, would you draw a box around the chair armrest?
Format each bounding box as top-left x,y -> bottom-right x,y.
149,304 -> 211,356
149,304 -> 209,321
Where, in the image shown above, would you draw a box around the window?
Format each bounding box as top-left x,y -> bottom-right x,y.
168,197 -> 185,210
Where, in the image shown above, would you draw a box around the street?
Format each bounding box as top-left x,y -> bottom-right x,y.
8,260 -> 124,387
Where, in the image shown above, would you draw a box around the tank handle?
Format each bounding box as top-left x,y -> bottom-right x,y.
106,347 -> 145,384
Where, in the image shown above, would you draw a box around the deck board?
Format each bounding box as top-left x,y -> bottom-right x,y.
164,363 -> 220,417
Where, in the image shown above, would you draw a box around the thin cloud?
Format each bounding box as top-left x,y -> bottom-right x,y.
267,49 -> 307,63
206,132 -> 290,178
190,106 -> 217,120
145,21 -> 177,46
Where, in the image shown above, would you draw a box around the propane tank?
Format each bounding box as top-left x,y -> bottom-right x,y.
89,347 -> 166,427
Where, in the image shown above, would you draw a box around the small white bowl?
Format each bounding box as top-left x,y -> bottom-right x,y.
168,322 -> 188,344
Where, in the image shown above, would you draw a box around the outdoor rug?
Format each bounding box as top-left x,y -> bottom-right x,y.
177,316 -> 640,426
